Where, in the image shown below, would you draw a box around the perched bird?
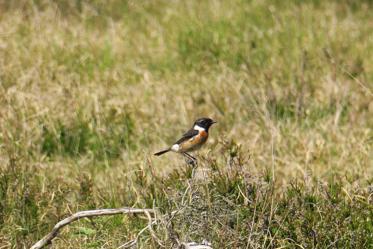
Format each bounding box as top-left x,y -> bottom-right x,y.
154,117 -> 217,163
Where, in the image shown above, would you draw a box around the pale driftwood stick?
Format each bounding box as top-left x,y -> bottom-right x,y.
30,207 -> 155,249
117,210 -> 164,249
181,241 -> 213,249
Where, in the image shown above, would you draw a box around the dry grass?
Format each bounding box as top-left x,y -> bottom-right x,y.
0,0 -> 372,248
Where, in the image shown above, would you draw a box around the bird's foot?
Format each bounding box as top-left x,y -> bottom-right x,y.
185,157 -> 197,167
183,152 -> 198,167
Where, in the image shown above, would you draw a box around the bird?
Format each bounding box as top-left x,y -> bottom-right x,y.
154,117 -> 217,163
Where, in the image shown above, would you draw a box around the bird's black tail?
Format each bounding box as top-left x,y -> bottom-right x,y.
154,149 -> 170,156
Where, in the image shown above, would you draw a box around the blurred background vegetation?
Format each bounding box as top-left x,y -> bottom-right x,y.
0,0 -> 372,248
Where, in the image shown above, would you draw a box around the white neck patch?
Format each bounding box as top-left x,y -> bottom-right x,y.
193,125 -> 205,131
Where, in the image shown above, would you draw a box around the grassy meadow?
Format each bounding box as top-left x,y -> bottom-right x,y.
0,0 -> 373,248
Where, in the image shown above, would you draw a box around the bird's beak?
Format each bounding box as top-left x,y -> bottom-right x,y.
212,120 -> 217,124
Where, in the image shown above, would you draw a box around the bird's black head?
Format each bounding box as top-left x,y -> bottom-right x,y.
194,117 -> 217,131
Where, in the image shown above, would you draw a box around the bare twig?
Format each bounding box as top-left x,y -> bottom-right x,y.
30,207 -> 155,249
181,240 -> 213,249
117,210 -> 165,248
143,210 -> 164,247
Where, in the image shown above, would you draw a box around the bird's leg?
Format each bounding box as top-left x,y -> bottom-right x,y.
184,152 -> 196,161
183,153 -> 194,164
183,152 -> 197,167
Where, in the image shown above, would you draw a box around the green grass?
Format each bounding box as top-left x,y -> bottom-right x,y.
0,0 -> 372,248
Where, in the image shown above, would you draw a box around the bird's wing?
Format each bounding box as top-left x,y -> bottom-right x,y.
174,128 -> 199,145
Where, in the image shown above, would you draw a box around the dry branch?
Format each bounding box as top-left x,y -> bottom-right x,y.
181,241 -> 213,249
117,210 -> 164,248
30,207 -> 155,249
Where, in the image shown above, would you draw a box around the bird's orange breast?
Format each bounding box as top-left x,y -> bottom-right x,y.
179,130 -> 208,152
